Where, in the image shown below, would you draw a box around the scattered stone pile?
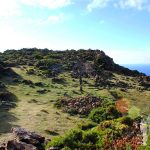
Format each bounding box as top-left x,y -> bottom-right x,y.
0,128 -> 45,150
57,95 -> 102,115
138,76 -> 150,88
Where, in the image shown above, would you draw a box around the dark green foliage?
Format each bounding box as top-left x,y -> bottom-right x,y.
119,116 -> 134,126
36,59 -> 59,68
26,69 -> 35,75
44,129 -> 59,136
0,91 -> 18,109
52,77 -> 66,84
88,107 -> 106,123
0,92 -> 16,102
109,90 -> 123,99
0,48 -> 143,79
82,130 -> 99,144
46,116 -> 134,149
46,129 -> 83,149
88,105 -> 122,123
36,89 -> 48,94
34,82 -> 44,87
146,133 -> 150,149
21,79 -> 33,86
0,81 -> 5,88
78,121 -> 97,130
42,70 -> 53,77
46,129 -> 104,150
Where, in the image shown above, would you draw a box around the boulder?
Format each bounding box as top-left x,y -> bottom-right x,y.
0,143 -> 5,150
12,128 -> 45,149
7,140 -> 37,150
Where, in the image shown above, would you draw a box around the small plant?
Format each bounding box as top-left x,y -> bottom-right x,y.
128,106 -> 140,119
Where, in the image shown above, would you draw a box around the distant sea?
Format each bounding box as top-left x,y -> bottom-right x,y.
122,64 -> 150,76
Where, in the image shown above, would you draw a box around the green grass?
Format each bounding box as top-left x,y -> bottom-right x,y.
0,67 -> 150,142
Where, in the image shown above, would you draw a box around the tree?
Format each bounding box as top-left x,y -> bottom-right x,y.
73,56 -> 94,93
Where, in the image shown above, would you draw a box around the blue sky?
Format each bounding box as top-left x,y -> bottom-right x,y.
0,0 -> 150,64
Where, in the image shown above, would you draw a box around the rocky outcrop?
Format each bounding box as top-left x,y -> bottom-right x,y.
55,95 -> 102,115
7,140 -> 38,150
0,128 -> 45,150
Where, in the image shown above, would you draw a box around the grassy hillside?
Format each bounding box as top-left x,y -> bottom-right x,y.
0,49 -> 150,148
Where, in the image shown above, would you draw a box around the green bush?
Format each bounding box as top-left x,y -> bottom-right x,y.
82,130 -> 99,144
46,129 -> 104,149
109,90 -> 123,99
119,116 -> 134,126
46,129 -> 83,149
26,69 -> 35,75
88,107 -> 106,123
146,133 -> 150,149
88,105 -> 122,123
78,121 -> 97,130
36,59 -> 58,68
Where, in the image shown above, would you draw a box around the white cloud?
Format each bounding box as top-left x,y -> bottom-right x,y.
0,24 -> 53,51
0,0 -> 72,17
118,0 -> 149,10
0,0 -> 21,17
47,13 -> 64,22
87,0 -> 110,12
87,0 -> 150,11
30,13 -> 65,25
20,0 -> 72,9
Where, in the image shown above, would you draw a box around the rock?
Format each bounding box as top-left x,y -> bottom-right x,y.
0,143 -> 5,150
0,128 -> 46,150
7,140 -> 38,150
44,139 -> 51,145
12,128 -> 45,149
57,94 -> 102,115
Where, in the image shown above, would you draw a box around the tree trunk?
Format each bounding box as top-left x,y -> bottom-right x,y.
79,73 -> 83,93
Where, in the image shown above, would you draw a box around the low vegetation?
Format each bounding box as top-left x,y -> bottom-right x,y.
0,49 -> 150,149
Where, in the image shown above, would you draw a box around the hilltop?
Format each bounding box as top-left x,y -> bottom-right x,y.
0,49 -> 150,149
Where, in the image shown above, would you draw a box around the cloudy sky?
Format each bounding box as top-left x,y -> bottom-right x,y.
0,0 -> 150,64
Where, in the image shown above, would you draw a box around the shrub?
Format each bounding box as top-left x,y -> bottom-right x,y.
128,106 -> 140,119
146,133 -> 150,149
0,81 -> 5,88
119,116 -> 134,126
26,69 -> 35,75
78,121 -> 97,130
46,129 -> 83,149
88,107 -> 106,123
106,105 -> 122,120
52,77 -> 65,84
46,128 -> 104,150
82,130 -> 99,144
109,90 -> 123,99
89,105 -> 122,123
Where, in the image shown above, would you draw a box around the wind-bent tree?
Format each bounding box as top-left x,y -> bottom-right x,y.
73,56 -> 94,93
